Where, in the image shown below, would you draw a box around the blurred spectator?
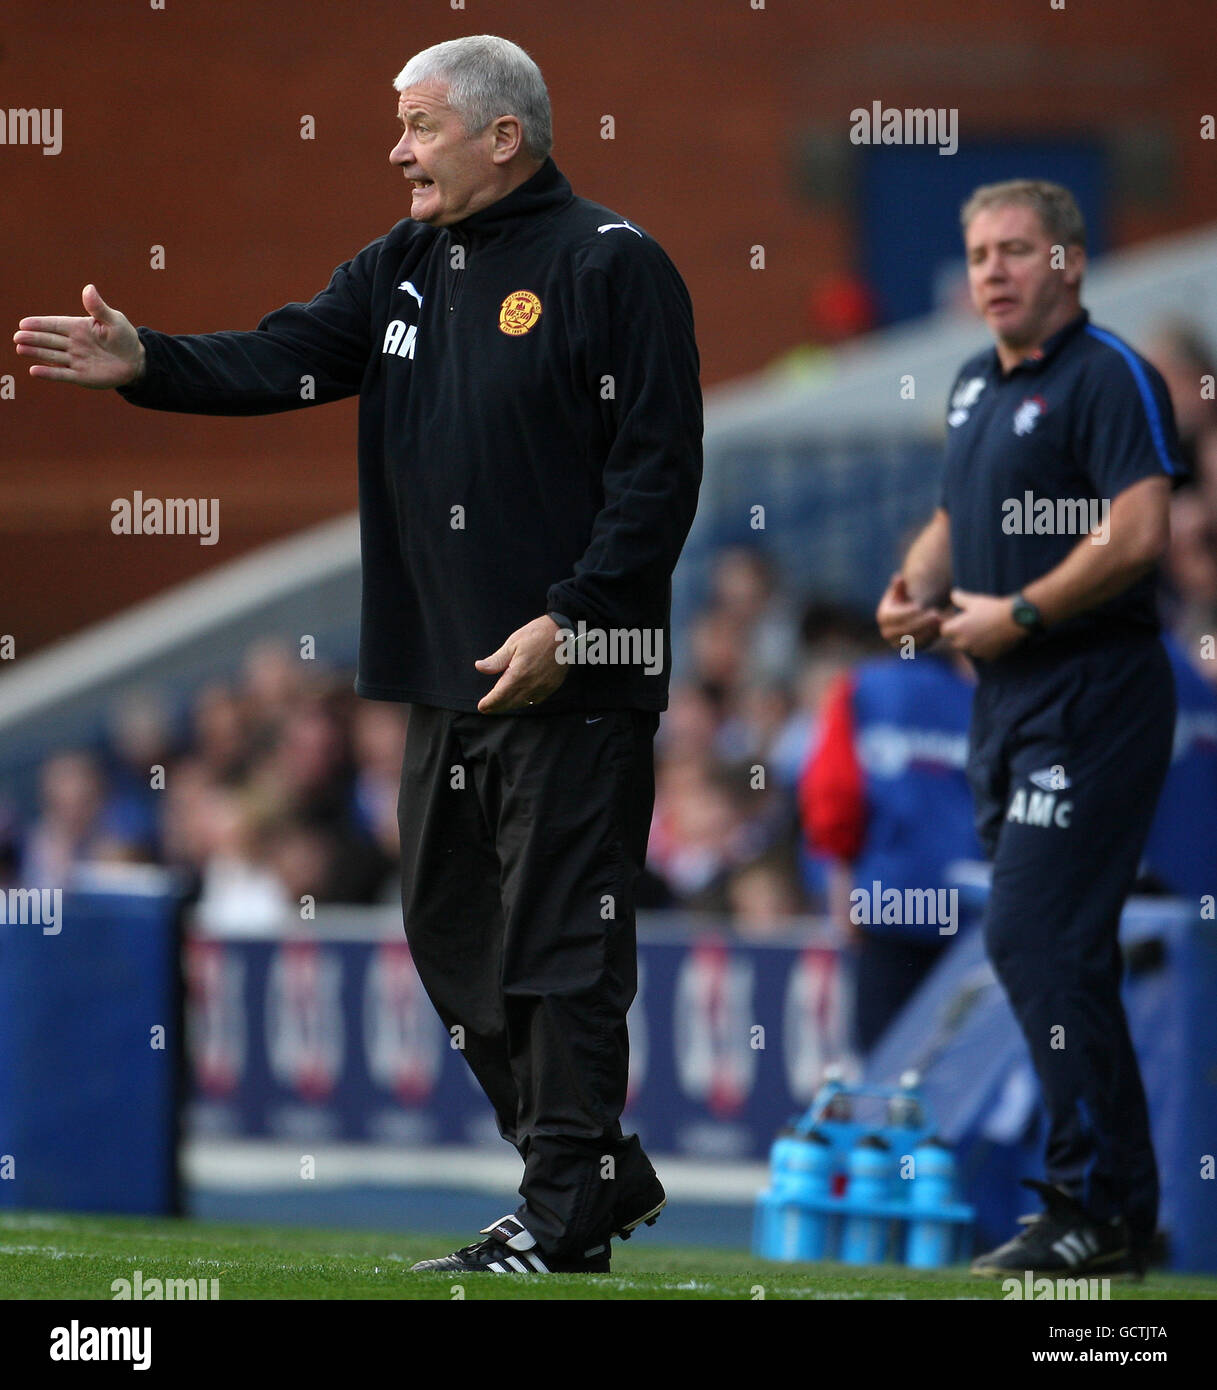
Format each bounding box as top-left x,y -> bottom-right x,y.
351,701 -> 409,868
687,607 -> 746,710
241,638 -> 311,756
189,781 -> 291,935
1194,425 -> 1217,519
655,682 -> 720,765
726,851 -> 805,936
1163,488 -> 1217,681
706,547 -> 802,688
1144,321 -> 1217,477
1138,633 -> 1217,897
100,689 -> 176,862
648,759 -> 742,912
245,689 -> 395,903
21,751 -> 117,885
192,683 -> 250,784
262,818 -> 341,909
1146,322 -> 1217,684
160,756 -> 219,893
799,647 -> 981,1054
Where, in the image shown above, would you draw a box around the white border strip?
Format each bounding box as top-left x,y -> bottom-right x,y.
183,1138 -> 769,1201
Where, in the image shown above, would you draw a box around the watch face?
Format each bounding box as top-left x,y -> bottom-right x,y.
1013,598 -> 1040,629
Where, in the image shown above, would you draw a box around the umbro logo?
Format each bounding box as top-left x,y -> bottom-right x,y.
948,375 -> 986,428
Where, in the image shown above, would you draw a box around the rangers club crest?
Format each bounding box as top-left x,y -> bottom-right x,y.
1013,395 -> 1046,436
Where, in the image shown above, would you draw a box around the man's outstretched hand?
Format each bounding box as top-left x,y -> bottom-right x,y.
14,285 -> 145,389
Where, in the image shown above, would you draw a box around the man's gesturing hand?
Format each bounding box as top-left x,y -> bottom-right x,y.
14,284 -> 145,389
475,615 -> 571,714
876,573 -> 944,651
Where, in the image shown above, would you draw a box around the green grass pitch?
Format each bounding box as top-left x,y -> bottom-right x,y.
2,1211 -> 1216,1300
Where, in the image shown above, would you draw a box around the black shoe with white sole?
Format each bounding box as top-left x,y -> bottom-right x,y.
409,1215 -> 610,1274
970,1179 -> 1131,1277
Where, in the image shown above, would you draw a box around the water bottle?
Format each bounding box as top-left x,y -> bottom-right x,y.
840,1134 -> 894,1264
886,1069 -> 924,1130
781,1129 -> 834,1260
821,1064 -> 853,1122
753,1126 -> 801,1256
906,1136 -> 958,1268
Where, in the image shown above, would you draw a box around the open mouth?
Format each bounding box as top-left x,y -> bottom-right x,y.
409,178 -> 434,189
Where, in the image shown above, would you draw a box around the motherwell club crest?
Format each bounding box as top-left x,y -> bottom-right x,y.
498,289 -> 542,336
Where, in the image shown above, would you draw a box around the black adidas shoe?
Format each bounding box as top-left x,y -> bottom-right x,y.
613,1171 -> 666,1241
409,1215 -> 610,1274
970,1180 -> 1131,1277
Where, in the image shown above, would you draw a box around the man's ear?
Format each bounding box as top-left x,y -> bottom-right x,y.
1062,243 -> 1086,290
490,115 -> 524,164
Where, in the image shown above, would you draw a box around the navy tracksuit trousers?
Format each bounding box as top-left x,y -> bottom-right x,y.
966,630 -> 1174,1244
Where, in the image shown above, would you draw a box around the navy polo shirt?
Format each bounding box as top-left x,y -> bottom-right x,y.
940,310 -> 1184,661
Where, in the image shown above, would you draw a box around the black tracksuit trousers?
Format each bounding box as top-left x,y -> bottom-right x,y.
967,631 -> 1174,1245
398,703 -> 659,1258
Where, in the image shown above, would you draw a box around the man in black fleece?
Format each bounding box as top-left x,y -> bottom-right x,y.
15,34 -> 702,1275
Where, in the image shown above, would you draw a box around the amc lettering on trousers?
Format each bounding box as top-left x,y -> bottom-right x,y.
554,622 -> 663,676
1007,788 -> 1072,828
0,106 -> 63,155
0,886 -> 62,934
849,881 -> 958,935
1002,492 -> 1110,544
111,492 -> 219,546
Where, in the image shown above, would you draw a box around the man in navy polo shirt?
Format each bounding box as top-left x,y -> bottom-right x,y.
876,179 -> 1183,1277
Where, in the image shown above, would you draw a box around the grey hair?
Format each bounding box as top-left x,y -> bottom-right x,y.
960,179 -> 1086,249
393,35 -> 552,162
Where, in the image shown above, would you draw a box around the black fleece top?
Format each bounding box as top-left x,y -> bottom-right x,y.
118,158 -> 703,713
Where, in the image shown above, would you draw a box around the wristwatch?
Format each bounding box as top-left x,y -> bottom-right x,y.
1011,593 -> 1045,635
